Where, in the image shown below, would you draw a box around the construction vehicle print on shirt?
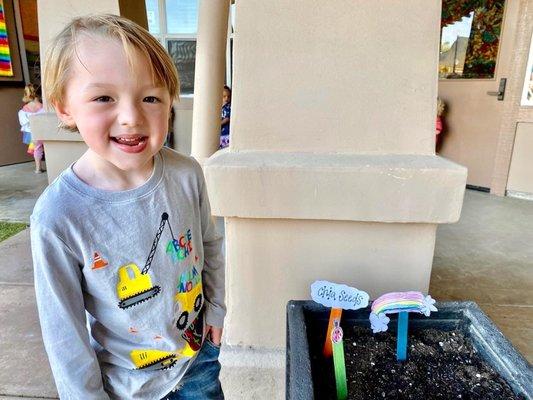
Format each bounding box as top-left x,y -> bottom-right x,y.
130,342 -> 196,371
116,263 -> 161,309
182,306 -> 204,351
117,212 -> 186,309
174,266 -> 203,330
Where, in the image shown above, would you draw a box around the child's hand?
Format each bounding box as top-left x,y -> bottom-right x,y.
204,324 -> 223,346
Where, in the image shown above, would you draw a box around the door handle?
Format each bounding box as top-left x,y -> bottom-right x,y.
486,78 -> 507,101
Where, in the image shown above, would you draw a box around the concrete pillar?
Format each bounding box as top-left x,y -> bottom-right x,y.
204,0 -> 468,348
190,0 -> 230,162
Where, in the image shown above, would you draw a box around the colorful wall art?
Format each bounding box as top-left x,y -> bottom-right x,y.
0,0 -> 14,77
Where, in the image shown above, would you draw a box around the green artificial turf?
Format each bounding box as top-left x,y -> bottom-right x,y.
0,221 -> 28,242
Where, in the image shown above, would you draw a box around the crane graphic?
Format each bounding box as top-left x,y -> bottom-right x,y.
116,212 -> 176,309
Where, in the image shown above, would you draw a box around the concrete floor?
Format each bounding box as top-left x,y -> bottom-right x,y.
0,163 -> 531,398
430,189 -> 533,364
0,162 -> 48,223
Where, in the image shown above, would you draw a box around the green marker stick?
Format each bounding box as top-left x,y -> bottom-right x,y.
331,320 -> 347,400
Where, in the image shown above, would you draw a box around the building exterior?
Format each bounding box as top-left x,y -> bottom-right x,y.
0,0 -> 532,349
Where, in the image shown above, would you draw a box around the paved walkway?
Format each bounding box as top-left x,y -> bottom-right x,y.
0,162 -> 48,223
0,163 -> 531,398
430,190 -> 533,364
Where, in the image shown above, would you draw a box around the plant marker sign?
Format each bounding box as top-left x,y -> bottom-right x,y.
311,280 -> 369,400
369,291 -> 437,361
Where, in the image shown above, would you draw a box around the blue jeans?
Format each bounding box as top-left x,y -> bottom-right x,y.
161,339 -> 224,400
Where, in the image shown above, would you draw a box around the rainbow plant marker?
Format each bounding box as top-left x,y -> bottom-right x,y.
369,291 -> 437,361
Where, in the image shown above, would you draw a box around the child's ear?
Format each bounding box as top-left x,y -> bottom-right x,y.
53,101 -> 76,129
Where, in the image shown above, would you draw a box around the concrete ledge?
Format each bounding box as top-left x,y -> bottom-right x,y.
28,112 -> 87,183
30,112 -> 83,142
204,151 -> 467,223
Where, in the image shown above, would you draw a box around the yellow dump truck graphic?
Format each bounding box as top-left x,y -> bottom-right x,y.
175,280 -> 203,330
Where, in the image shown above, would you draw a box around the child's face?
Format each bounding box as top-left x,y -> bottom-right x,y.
222,89 -> 230,105
56,34 -> 172,172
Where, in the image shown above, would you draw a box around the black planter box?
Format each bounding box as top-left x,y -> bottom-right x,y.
286,300 -> 533,400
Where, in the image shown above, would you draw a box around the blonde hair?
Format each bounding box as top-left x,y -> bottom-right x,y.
22,83 -> 38,103
437,97 -> 446,117
44,14 -> 179,110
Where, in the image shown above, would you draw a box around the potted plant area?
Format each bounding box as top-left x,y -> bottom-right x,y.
286,281 -> 533,400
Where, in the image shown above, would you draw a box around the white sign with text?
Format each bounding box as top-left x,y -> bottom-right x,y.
311,280 -> 369,310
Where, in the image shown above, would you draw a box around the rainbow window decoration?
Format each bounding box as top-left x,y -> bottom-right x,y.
0,0 -> 14,77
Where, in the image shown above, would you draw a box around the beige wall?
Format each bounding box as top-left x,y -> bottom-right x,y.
174,97 -> 194,155
231,2 -> 440,155
224,218 -> 436,347
507,122 -> 533,194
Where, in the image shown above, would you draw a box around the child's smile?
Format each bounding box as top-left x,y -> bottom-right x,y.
111,135 -> 149,153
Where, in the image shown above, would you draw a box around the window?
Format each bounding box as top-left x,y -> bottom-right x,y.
167,39 -> 196,94
439,0 -> 506,79
165,0 -> 197,34
145,0 -> 160,34
145,0 -> 234,95
145,0 -> 197,95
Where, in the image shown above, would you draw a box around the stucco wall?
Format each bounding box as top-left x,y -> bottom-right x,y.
174,97 -> 194,155
507,122 -> 533,194
230,1 -> 440,155
223,218 -> 436,347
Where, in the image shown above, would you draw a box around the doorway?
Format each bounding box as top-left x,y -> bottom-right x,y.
437,0 -> 520,190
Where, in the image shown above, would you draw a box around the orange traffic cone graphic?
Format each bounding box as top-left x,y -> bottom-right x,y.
92,252 -> 108,269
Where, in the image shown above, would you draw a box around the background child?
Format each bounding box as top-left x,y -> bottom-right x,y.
31,15 -> 225,399
436,97 -> 446,152
18,84 -> 45,173
219,85 -> 231,149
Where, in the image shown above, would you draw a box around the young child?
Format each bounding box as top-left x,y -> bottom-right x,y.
30,15 -> 225,399
219,86 -> 231,149
18,83 -> 46,173
436,97 -> 446,151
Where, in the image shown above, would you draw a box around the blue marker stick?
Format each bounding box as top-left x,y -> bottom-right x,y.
396,311 -> 409,361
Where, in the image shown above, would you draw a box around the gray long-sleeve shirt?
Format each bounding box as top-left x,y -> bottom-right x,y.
30,148 -> 225,399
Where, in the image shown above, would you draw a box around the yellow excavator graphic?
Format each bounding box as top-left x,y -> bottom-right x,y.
117,212 -> 174,309
130,342 -> 197,371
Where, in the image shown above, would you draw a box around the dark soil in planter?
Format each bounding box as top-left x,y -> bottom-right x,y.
308,324 -> 525,399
